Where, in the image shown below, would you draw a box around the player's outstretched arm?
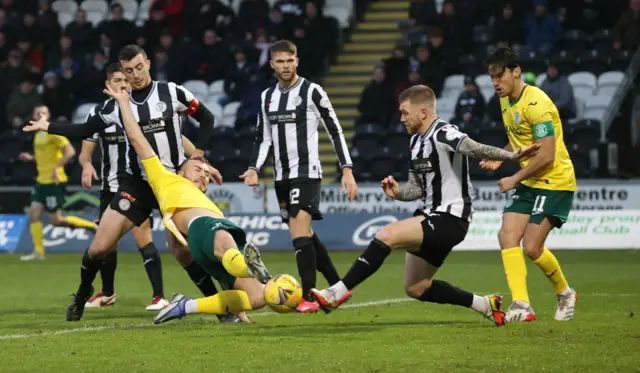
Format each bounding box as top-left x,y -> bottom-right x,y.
23,111 -> 107,139
457,137 -> 539,161
381,173 -> 424,202
103,85 -> 156,160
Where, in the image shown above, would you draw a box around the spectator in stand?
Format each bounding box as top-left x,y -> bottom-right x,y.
64,9 -> 94,58
55,54 -> 80,99
46,35 -> 77,72
486,92 -> 502,122
0,9 -> 16,41
35,0 -> 60,51
275,0 -> 304,29
437,0 -> 471,53
291,24 -> 315,77
0,50 -> 30,98
454,76 -> 485,122
187,0 -> 235,39
98,33 -> 114,62
239,0 -> 270,34
383,45 -> 410,90
410,44 -> 444,96
16,37 -> 43,73
98,3 -> 136,53
523,0 -> 562,55
157,0 -> 184,35
303,1 -> 339,65
492,3 -> 523,47
144,4 -> 171,53
613,0 -> 640,50
427,27 -> 457,75
0,32 -> 9,61
221,48 -> 256,105
395,69 -> 424,102
539,62 -> 576,123
76,51 -> 107,103
151,48 -> 181,83
41,71 -> 72,120
6,79 -> 40,129
357,66 -> 395,126
236,66 -> 266,129
20,12 -> 41,45
562,0 -> 605,34
198,29 -> 230,83
408,0 -> 438,26
254,28 -> 271,67
266,7 -> 287,41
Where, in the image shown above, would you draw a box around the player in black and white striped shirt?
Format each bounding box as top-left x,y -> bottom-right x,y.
25,46 -> 224,322
312,85 -> 539,325
240,40 -> 359,313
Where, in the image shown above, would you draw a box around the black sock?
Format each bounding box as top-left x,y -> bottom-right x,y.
100,251 -> 117,296
342,238 -> 392,290
293,236 -> 317,300
418,280 -> 474,307
78,249 -> 101,297
312,233 -> 340,285
138,243 -> 164,298
184,261 -> 218,296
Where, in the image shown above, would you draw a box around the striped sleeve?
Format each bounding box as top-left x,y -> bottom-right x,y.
310,84 -> 352,169
249,89 -> 273,171
435,124 -> 468,152
170,82 -> 200,115
84,106 -> 99,142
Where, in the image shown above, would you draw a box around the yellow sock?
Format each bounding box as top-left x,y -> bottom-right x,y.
65,216 -> 97,231
196,290 -> 253,315
30,221 -> 45,257
533,247 -> 569,293
222,248 -> 251,278
501,247 -> 530,304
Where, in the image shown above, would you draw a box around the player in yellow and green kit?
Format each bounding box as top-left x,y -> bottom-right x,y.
18,105 -> 97,261
482,48 -> 578,322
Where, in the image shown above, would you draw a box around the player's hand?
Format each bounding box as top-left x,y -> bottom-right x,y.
81,163 -> 99,188
479,159 -> 503,171
207,164 -> 223,185
23,113 -> 49,133
341,168 -> 358,201
103,83 -> 130,102
53,168 -> 61,185
381,175 -> 400,199
511,143 -> 540,160
498,176 -> 518,193
239,168 -> 259,186
19,152 -> 33,162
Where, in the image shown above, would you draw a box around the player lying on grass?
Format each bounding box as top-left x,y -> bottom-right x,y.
311,85 -> 541,326
82,83 -> 272,322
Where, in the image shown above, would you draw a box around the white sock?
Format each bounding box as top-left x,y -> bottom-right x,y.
471,295 -> 489,315
558,286 -> 573,296
184,299 -> 198,314
329,281 -> 349,300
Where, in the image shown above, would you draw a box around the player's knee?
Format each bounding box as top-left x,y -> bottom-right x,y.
374,226 -> 395,247
251,290 -> 266,309
522,241 -> 543,259
404,280 -> 431,299
498,227 -> 518,249
213,230 -> 236,258
49,215 -> 64,226
28,208 -> 41,223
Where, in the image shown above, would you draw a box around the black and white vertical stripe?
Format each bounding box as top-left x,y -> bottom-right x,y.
250,77 -> 352,181
409,119 -> 473,221
98,81 -> 189,180
85,101 -> 128,193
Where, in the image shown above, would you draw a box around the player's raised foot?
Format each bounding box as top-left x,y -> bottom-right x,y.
20,252 -> 44,261
85,292 -> 116,308
145,296 -> 169,311
555,288 -> 578,321
484,294 -> 506,326
295,300 -> 320,313
243,242 -> 271,284
309,288 -> 352,310
66,286 -> 94,322
154,294 -> 188,324
505,300 -> 537,323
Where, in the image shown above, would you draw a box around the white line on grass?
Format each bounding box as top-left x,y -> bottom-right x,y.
0,293 -> 636,341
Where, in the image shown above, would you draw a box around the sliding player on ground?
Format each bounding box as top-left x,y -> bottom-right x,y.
312,85 -> 540,325
482,47 -> 578,322
18,104 -> 97,261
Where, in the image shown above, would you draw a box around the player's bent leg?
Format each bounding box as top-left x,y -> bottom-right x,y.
51,210 -> 97,232
130,222 -> 167,310
154,290 -> 253,324
289,211 -> 317,302
86,248 -> 118,309
23,202 -> 45,260
404,254 -> 505,326
499,212 -> 532,308
311,217 -> 425,310
234,277 -> 266,310
523,218 -> 577,321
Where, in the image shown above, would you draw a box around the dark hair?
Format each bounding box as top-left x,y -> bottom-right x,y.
179,156 -> 211,171
486,47 -> 520,75
270,40 -> 297,56
118,44 -> 147,62
106,62 -> 121,79
398,84 -> 436,105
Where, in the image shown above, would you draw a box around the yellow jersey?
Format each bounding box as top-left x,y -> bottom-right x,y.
499,85 -> 576,191
33,131 -> 70,184
141,156 -> 223,244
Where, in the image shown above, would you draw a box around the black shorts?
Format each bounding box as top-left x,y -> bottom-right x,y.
107,175 -> 159,226
98,190 -> 115,222
409,210 -> 469,268
274,178 -> 322,224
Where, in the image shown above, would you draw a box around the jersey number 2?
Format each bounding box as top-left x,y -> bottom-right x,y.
290,188 -> 300,205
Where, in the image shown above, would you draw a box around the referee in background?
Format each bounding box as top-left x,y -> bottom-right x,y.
240,40 -> 359,313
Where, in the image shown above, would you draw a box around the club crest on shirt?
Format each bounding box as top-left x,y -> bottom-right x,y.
118,198 -> 131,211
156,101 -> 167,113
514,111 -> 521,124
294,96 -> 302,106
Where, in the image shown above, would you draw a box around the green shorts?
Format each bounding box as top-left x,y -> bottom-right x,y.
504,184 -> 574,228
187,216 -> 247,290
31,182 -> 66,212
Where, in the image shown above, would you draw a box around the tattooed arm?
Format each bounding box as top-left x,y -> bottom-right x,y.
394,172 -> 425,201
457,137 -> 517,161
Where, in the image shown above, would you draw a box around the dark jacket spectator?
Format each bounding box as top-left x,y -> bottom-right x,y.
383,46 -> 410,89
613,0 -> 640,50
395,70 -> 424,102
64,9 -> 94,57
46,36 -> 78,72
198,29 -> 230,83
524,0 -> 562,55
16,37 -> 43,73
76,51 -> 108,103
0,49 -> 30,97
98,3 -> 136,52
6,80 -> 40,126
143,4 -> 172,52
455,76 -> 485,122
539,63 -> 576,120
35,0 -> 60,51
437,1 -> 472,53
239,0 -> 270,34
303,1 -> 339,63
41,72 -> 72,120
410,45 -> 444,96
493,3 -> 524,46
187,0 -> 235,40
486,93 -> 502,122
409,0 -> 438,26
265,8 -> 288,41
357,67 -> 396,125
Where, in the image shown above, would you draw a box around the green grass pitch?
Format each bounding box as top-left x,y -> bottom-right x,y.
0,250 -> 639,373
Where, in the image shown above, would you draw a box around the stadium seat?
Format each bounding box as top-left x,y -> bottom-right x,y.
11,163 -> 37,186
480,88 -> 493,103
535,72 -> 547,87
385,124 -> 410,154
442,75 -> 464,98
137,0 -> 152,23
549,49 -> 579,74
519,50 -> 546,75
611,49 -> 632,72
182,80 -> 208,101
596,71 -> 625,97
80,0 -> 108,15
72,102 -> 98,123
583,95 -> 611,122
474,126 -> 506,147
350,150 -> 371,181
218,153 -> 249,181
458,54 -> 484,76
203,98 -> 223,122
568,71 -> 597,98
437,96 -> 456,114
118,0 -> 139,21
85,10 -> 106,26
562,29 -> 590,53
236,126 -> 256,155
574,97 -> 586,119
324,7 -> 351,29
353,123 -> 384,155
591,29 -> 613,51
57,11 -> 74,29
474,75 -> 492,90
369,148 -> 398,181
223,101 -> 241,117
568,119 -> 601,150
579,49 -> 609,76
52,0 -> 78,14
208,80 -> 225,97
210,126 -> 236,155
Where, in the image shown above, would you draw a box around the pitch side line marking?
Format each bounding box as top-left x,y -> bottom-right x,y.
0,293 -> 637,340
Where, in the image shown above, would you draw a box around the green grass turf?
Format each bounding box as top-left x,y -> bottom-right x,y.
0,250 -> 638,373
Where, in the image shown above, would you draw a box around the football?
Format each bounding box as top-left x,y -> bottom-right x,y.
263,274 -> 303,313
